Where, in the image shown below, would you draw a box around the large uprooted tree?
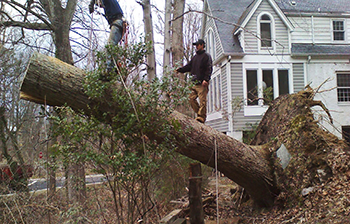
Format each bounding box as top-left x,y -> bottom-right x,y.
19,51 -> 350,207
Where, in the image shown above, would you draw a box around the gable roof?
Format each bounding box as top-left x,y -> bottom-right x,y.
206,0 -> 254,54
205,0 -> 350,54
276,0 -> 350,14
234,0 -> 294,35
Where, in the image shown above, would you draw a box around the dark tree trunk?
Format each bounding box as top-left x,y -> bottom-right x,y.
189,163 -> 204,224
41,0 -> 77,65
140,0 -> 156,80
20,52 -> 278,207
21,53 -> 346,208
53,26 -> 74,65
172,0 -> 186,81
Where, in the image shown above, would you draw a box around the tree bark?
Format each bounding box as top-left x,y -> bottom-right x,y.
172,0 -> 185,81
67,160 -> 86,204
47,152 -> 56,200
189,163 -> 204,224
20,52 -> 278,207
0,107 -> 13,166
140,0 -> 156,80
2,0 -> 83,201
163,0 -> 172,74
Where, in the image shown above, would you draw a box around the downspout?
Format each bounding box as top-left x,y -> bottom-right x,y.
307,15 -> 314,87
311,15 -> 315,44
227,56 -> 233,138
306,55 -> 311,86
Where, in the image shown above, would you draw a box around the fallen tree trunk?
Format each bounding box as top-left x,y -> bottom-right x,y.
20,52 -> 278,206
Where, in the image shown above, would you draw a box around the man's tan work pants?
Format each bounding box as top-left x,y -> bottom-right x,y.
189,84 -> 209,122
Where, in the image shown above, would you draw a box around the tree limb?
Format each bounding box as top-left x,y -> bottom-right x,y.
19,52 -> 278,207
0,21 -> 51,30
311,100 -> 333,124
4,0 -> 54,30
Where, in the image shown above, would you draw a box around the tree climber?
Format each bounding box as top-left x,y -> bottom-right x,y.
89,0 -> 127,75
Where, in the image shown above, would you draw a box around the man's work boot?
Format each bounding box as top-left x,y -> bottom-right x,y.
195,117 -> 205,123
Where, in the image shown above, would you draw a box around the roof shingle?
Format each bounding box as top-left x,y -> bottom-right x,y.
291,43 -> 350,56
206,0 -> 350,54
207,0 -> 254,54
276,0 -> 350,14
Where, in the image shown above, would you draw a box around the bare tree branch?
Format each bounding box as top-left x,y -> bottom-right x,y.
0,21 -> 51,30
4,0 -> 54,30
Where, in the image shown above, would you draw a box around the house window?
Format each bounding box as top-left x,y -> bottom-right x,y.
207,29 -> 215,59
246,70 -> 258,105
342,126 -> 350,146
260,14 -> 272,47
246,68 -> 290,106
217,75 -> 222,109
337,73 -> 350,102
278,70 -> 290,95
333,20 -> 345,41
263,70 -> 274,104
208,75 -> 222,112
209,81 -> 213,113
213,77 -> 217,109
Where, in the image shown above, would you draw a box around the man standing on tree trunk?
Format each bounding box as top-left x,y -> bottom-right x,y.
89,0 -> 126,72
176,39 -> 213,123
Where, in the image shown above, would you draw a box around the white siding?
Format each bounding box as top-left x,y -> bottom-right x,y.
244,0 -> 289,54
293,63 -> 305,92
208,118 -> 229,132
290,16 -> 350,44
314,17 -> 332,43
347,18 -> 350,42
289,16 -> 313,43
306,62 -> 350,138
221,64 -> 229,112
245,15 -> 259,53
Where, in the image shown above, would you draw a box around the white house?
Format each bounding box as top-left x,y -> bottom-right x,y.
201,0 -> 350,143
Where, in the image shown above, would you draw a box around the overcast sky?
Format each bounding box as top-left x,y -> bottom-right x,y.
115,0 -> 204,74
118,0 -> 203,40
3,0 -> 204,72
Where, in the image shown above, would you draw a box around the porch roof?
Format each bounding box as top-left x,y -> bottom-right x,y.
291,43 -> 350,56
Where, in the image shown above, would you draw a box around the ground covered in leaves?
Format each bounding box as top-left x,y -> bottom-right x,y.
169,144 -> 350,223
202,147 -> 350,223
172,90 -> 350,223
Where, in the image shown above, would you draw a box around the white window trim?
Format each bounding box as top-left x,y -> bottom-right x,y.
206,28 -> 216,59
257,12 -> 276,53
216,75 -> 222,110
209,80 -> 214,113
207,111 -> 223,120
243,63 -> 292,116
331,19 -> 346,42
336,71 -> 350,104
243,68 -> 258,107
208,71 -> 221,114
238,31 -> 245,52
244,105 -> 269,116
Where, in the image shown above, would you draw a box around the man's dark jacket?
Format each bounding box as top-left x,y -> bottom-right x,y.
177,50 -> 213,83
90,0 -> 123,24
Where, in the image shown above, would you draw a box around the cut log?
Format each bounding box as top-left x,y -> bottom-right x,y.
20,52 -> 278,207
189,163 -> 204,224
